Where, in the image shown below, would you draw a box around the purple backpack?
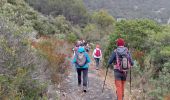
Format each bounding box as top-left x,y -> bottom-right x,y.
76,52 -> 86,67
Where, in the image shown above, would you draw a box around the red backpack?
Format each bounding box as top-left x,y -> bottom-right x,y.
95,49 -> 101,57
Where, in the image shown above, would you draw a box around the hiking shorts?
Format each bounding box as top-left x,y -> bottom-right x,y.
114,69 -> 127,81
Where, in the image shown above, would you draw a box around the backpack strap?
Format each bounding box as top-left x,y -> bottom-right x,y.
125,47 -> 129,53
114,49 -> 120,69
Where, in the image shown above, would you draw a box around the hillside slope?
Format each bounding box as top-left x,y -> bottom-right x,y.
0,0 -> 72,99
83,0 -> 170,23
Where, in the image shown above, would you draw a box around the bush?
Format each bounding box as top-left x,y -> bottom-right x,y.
66,33 -> 77,43
7,0 -> 17,5
104,19 -> 162,67
0,71 -> 46,100
25,0 -> 90,26
149,67 -> 170,100
103,33 -> 119,66
104,19 -> 170,99
0,18 -> 47,99
34,38 -> 72,84
82,24 -> 100,42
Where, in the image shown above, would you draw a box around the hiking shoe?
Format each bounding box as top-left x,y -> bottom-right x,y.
83,86 -> 87,92
83,89 -> 87,92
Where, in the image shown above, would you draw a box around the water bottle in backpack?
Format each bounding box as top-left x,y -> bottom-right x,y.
116,47 -> 130,71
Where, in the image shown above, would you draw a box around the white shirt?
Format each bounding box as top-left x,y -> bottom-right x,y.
92,48 -> 102,58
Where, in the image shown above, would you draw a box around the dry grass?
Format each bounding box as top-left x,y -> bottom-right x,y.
164,93 -> 170,100
31,36 -> 72,84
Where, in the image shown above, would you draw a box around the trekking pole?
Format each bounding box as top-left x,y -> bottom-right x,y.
87,72 -> 89,88
128,46 -> 132,94
102,65 -> 109,93
130,67 -> 132,94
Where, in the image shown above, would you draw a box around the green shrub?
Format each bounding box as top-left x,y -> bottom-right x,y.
82,24 -> 100,42
0,71 -> 46,100
103,33 -> 119,66
54,34 -> 66,39
33,19 -> 52,35
0,16 -> 47,99
66,33 -> 77,43
7,0 -> 17,5
148,67 -> 170,100
25,0 -> 90,26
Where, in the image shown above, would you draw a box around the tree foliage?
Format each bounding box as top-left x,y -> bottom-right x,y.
0,17 -> 46,99
25,0 -> 90,27
104,19 -> 170,99
0,0 -> 77,36
84,0 -> 170,23
0,0 -> 73,99
92,10 -> 115,29
92,10 -> 115,38
82,24 -> 99,42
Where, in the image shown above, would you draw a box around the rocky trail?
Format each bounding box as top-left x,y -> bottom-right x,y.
58,58 -> 117,100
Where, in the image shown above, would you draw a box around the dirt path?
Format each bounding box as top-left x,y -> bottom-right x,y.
59,58 -> 117,100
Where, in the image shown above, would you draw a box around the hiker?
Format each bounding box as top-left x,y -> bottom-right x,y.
72,41 -> 80,56
80,38 -> 85,46
72,47 -> 91,92
92,44 -> 102,70
84,42 -> 90,53
108,38 -> 134,100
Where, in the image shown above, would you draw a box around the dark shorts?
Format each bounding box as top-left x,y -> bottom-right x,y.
114,69 -> 127,81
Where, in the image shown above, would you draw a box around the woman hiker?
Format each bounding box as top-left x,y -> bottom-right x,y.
72,47 -> 91,92
92,44 -> 102,70
108,38 -> 134,100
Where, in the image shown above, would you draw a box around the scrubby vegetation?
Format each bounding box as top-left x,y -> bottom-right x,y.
83,0 -> 170,23
0,0 -> 73,99
104,19 -> 170,99
0,0 -> 169,99
0,16 -> 46,99
25,0 -> 90,27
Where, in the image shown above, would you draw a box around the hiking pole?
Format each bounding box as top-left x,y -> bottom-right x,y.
130,67 -> 132,94
87,72 -> 89,88
102,65 -> 109,93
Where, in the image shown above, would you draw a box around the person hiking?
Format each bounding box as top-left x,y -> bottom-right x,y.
72,47 -> 91,92
72,41 -> 79,56
93,44 -> 102,70
108,38 -> 134,100
84,42 -> 90,53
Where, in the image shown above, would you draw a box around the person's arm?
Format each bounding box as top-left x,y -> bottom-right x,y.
72,54 -> 77,64
86,52 -> 91,63
108,51 -> 116,65
128,52 -> 134,66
